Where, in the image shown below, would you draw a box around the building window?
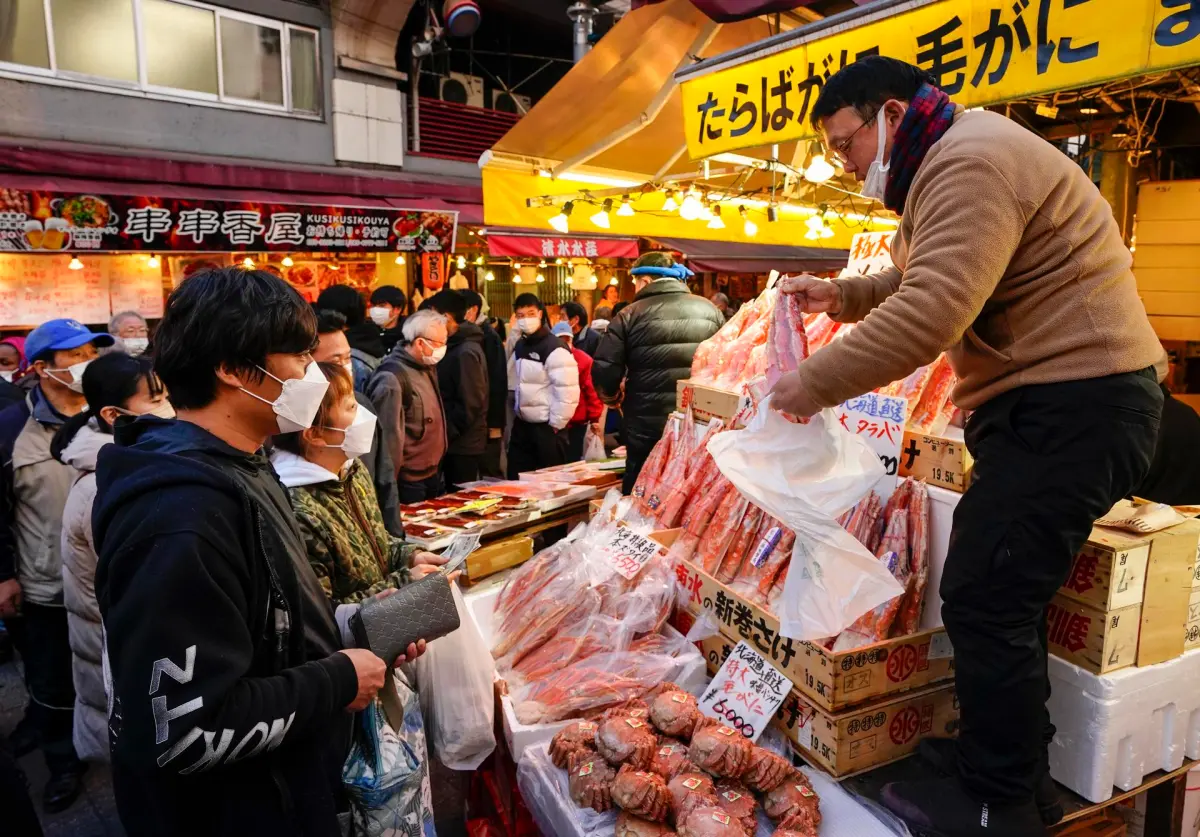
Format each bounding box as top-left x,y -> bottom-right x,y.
0,0 -> 320,117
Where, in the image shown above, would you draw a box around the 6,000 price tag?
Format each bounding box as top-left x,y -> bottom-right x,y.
698,641 -> 793,742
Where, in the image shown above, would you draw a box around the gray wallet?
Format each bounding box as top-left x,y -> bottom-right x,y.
351,573 -> 461,663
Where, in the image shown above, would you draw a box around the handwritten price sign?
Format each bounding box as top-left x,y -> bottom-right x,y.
836,393 -> 907,478
699,641 -> 793,742
596,526 -> 664,580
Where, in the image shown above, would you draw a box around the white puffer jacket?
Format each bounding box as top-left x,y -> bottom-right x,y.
513,327 -> 580,430
59,420 -> 113,763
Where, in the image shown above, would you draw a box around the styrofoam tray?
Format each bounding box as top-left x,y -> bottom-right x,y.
463,584 -> 707,758
1048,648 -> 1200,802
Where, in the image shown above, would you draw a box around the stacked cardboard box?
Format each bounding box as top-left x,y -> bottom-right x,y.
1049,507 -> 1200,674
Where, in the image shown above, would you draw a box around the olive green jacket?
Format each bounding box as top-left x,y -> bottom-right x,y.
271,450 -> 419,605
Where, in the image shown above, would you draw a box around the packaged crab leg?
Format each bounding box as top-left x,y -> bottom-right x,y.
632,414 -> 680,513
895,481 -> 930,635
695,487 -> 750,576
715,503 -> 763,583
908,356 -> 956,434
731,516 -> 795,606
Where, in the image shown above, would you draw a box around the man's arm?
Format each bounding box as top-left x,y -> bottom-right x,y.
461,347 -> 489,440
367,371 -> 406,480
831,266 -> 904,323
796,153 -> 1027,409
100,526 -> 357,775
546,348 -> 581,431
592,317 -> 628,405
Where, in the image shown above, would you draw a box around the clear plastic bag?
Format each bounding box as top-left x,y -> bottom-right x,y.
583,427 -> 607,462
707,395 -> 902,640
413,584 -> 496,770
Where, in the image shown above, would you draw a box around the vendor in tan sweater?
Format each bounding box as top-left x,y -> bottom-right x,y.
772,57 -> 1165,837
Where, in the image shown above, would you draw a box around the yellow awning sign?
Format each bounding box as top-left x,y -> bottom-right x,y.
681,0 -> 1195,159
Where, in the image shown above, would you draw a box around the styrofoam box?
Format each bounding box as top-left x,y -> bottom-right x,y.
918,483 -> 959,631
1047,648 -> 1200,803
463,584 -> 708,758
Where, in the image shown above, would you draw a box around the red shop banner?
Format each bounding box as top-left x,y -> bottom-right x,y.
0,187 -> 457,253
487,234 -> 639,260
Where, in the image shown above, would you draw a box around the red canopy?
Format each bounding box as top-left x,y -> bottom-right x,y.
487,233 -> 639,260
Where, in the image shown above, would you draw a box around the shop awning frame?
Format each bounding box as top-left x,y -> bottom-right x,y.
644,236 -> 849,274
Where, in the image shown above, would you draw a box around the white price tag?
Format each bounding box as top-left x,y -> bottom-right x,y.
835,393 -> 908,478
595,526 -> 664,580
698,641 -> 793,742
928,632 -> 954,660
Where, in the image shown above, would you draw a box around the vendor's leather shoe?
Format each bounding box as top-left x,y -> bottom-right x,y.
43,767 -> 85,814
918,737 -> 1064,826
881,777 -> 1047,837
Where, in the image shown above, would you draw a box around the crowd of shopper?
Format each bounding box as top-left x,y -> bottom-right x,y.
0,253 -> 720,834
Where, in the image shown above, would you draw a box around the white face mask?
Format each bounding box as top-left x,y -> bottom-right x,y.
47,359 -> 93,393
423,345 -> 448,366
321,404 -> 377,459
123,337 -> 149,356
0,370 -> 12,383
241,361 -> 330,434
860,109 -> 892,202
115,401 -> 176,420
518,316 -> 542,335
368,306 -> 392,327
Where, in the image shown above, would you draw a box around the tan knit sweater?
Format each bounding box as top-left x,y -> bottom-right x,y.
798,109 -> 1165,412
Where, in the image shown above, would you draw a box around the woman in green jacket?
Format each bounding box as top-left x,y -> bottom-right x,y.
272,362 -> 446,604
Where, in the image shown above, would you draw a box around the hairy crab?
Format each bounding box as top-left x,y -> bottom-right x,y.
612,764 -> 672,822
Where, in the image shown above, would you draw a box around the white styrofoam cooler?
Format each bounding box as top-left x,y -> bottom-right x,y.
1047,649 -> 1200,803
918,483 -> 959,631
462,584 -> 708,758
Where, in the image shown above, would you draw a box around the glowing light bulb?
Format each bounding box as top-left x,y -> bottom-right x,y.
485,271 -> 495,281
68,257 -> 83,270
456,255 -> 466,269
706,206 -> 725,230
805,215 -> 825,232
474,255 -> 484,265
679,193 -> 704,221
616,196 -> 635,217
146,255 -> 161,269
609,277 -> 618,286
661,191 -> 679,212
549,201 -> 573,233
281,256 -> 294,267
242,256 -> 254,268
820,221 -> 834,239
804,154 -> 835,184
395,254 -> 406,265
739,206 -> 757,237
589,199 -> 613,229
535,273 -> 546,283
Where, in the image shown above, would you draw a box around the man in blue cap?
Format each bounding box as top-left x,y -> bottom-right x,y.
0,317 -> 113,812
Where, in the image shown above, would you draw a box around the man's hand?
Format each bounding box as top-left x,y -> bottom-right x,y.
0,578 -> 21,619
779,275 -> 843,315
768,370 -> 820,420
338,648 -> 387,711
590,423 -> 603,438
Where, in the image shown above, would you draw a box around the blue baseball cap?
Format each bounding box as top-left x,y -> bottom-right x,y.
25,319 -> 115,364
551,322 -> 574,339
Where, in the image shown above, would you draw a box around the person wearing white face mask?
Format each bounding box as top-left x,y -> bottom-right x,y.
311,308 -> 402,536
0,317 -> 114,811
366,309 -> 449,503
270,362 -> 449,605
51,353 -> 172,767
92,268 -> 429,837
110,310 -> 150,357
367,285 -> 409,355
769,57 -> 1166,837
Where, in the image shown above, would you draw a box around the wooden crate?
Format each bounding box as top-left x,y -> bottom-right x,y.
465,537 -> 534,583
676,558 -> 954,712
1185,590 -> 1200,652
701,634 -> 958,778
676,379 -> 746,424
1135,518 -> 1200,666
897,431 -> 972,493
1046,594 -> 1140,674
1058,537 -> 1151,613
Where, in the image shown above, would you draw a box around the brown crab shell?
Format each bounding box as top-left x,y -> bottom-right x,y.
566,750 -> 617,813
762,774 -> 821,828
688,725 -> 753,778
549,719 -> 599,769
612,764 -> 672,822
713,779 -> 757,835
740,745 -> 792,793
597,715 -> 659,769
677,804 -> 746,837
649,689 -> 703,739
614,810 -> 677,837
667,772 -> 716,826
649,740 -> 698,780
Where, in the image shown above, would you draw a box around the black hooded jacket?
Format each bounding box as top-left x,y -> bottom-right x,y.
439,321 -> 489,456
592,279 -> 723,454
93,418 -> 357,837
480,320 -> 508,431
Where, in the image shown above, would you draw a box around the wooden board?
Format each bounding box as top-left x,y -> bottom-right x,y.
1046,595 -> 1140,675
1147,315 -> 1200,342
1134,266 -> 1200,292
465,536 -> 534,583
1138,290 -> 1200,316
1058,540 -> 1150,613
676,378 -> 746,424
1182,589 -> 1200,652
1137,181 -> 1200,220
1136,220 -> 1200,246
1136,520 -> 1199,667
898,431 -> 972,493
676,557 -> 955,712
1133,244 -> 1200,269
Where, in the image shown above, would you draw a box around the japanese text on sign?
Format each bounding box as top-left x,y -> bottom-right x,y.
597,526 -> 665,580
682,0 -> 1194,157
837,394 -> 908,477
699,640 -> 794,742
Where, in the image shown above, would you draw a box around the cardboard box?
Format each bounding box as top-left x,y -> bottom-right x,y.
1184,590 -> 1200,652
897,430 -> 972,493
676,558 -> 955,712
676,379 -> 746,424
466,537 -> 535,583
1046,594 -> 1140,674
701,634 -> 958,777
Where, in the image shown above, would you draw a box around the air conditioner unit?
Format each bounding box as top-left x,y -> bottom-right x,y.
440,73 -> 485,108
492,91 -> 532,115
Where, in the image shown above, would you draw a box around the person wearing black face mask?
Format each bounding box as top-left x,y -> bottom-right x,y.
51,353 -> 173,767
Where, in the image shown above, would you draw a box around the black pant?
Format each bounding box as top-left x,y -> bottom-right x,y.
622,446 -> 649,495
398,473 -> 445,503
566,424 -> 588,463
507,419 -> 567,478
481,434 -> 504,479
7,602 -> 82,776
442,453 -> 481,493
0,743 -> 42,836
941,369 -> 1161,803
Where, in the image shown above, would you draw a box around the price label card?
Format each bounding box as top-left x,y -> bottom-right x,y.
835,393 -> 908,478
698,641 -> 793,742
595,525 -> 664,580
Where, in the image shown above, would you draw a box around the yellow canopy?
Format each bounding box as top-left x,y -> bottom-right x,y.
481,0 -> 897,251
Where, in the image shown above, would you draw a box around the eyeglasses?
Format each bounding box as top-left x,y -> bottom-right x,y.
828,110 -> 878,163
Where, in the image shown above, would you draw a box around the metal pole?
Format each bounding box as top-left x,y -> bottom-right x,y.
566,2 -> 596,64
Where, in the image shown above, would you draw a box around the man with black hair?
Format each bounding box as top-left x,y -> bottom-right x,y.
419,290 -> 488,490
769,56 -> 1165,837
368,285 -> 409,355
94,268 -> 416,836
593,253 -> 722,493
0,318 -> 113,812
559,301 -> 600,357
509,293 -> 579,476
312,308 -> 403,536
316,284 -> 381,393
460,289 -> 508,478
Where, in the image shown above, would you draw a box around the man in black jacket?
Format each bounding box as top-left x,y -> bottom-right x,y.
593,253 -> 723,493
316,284 -> 382,393
421,290 -> 488,490
560,301 -> 601,357
94,268 -> 415,837
461,290 -> 508,478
